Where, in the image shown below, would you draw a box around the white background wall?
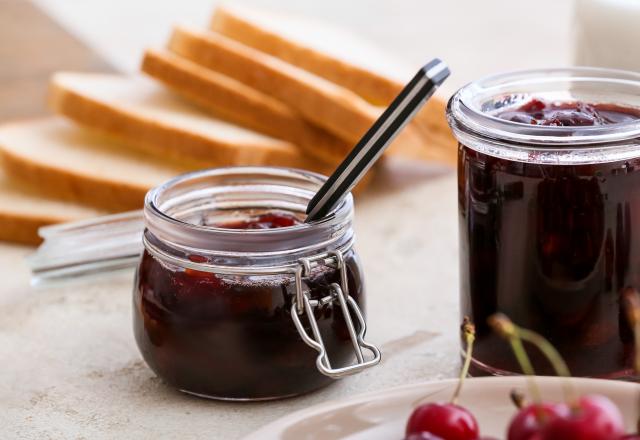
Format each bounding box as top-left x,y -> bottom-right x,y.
32,0 -> 575,93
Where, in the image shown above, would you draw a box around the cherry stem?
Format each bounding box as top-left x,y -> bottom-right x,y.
451,317 -> 475,405
510,389 -> 527,409
517,327 -> 576,404
622,287 -> 640,434
623,287 -> 640,374
488,313 -> 542,405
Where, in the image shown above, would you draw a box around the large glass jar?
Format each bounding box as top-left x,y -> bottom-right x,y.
447,68 -> 640,379
133,167 -> 380,400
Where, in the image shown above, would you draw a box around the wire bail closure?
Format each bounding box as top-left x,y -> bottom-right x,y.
290,250 -> 381,378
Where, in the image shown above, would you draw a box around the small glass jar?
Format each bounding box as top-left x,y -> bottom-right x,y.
447,68 -> 640,379
133,167 -> 380,401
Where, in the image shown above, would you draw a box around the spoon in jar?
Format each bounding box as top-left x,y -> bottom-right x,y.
28,59 -> 449,285
305,58 -> 450,223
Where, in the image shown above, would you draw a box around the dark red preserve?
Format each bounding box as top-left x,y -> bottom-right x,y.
133,168 -> 380,400
497,98 -> 640,126
448,68 -> 640,379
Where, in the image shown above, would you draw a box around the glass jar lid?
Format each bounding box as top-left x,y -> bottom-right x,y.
144,167 -> 355,269
448,67 -> 640,152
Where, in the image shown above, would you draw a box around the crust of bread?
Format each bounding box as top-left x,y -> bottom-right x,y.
141,49 -> 349,164
0,118 -> 181,211
168,27 -> 455,165
0,138 -> 149,211
169,29 -> 416,142
48,73 -> 330,171
0,118 -> 371,217
0,213 -> 49,245
210,6 -> 400,106
210,6 -> 456,165
0,163 -> 104,244
0,210 -> 90,245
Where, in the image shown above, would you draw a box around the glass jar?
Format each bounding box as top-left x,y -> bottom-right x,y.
447,68 -> 640,379
133,167 -> 380,400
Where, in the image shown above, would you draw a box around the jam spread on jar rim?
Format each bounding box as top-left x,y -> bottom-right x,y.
214,212 -> 301,229
496,98 -> 640,126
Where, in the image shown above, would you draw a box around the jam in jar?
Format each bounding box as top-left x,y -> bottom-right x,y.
447,68 -> 640,378
133,167 -> 380,400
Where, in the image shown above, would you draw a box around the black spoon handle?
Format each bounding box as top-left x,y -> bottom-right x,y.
305,58 -> 450,223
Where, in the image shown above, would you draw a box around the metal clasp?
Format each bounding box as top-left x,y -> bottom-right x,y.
290,250 -> 381,378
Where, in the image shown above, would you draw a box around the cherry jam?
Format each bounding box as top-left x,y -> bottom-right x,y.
213,212 -> 301,229
496,98 -> 640,126
133,211 -> 365,400
459,99 -> 640,377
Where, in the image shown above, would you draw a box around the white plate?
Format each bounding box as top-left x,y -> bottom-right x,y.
244,377 -> 640,439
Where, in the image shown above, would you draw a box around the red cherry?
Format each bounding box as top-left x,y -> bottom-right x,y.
405,436 -> 498,440
406,403 -> 479,440
507,402 -> 569,440
620,436 -> 640,439
215,213 -> 300,229
405,433 -> 444,440
520,98 -> 546,113
541,395 -> 624,440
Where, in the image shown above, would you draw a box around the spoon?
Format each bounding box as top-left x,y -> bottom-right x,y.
305,58 -> 450,222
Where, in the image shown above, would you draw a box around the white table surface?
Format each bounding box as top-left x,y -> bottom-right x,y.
1,1 -> 574,438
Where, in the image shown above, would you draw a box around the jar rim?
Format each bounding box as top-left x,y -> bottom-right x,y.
143,167 -> 354,257
448,67 -> 640,148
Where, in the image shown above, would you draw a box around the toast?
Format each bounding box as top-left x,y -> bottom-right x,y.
210,4 -> 405,106
49,72 -> 331,171
0,118 -> 188,211
141,49 -> 348,164
0,118 -> 371,214
167,27 -> 433,156
0,169 -> 104,245
209,5 -> 455,163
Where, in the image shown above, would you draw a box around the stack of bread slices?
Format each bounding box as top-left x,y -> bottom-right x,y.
0,4 -> 455,245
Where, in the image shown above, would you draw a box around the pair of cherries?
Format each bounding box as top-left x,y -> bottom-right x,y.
404,304 -> 640,440
507,394 -> 627,440
405,393 -> 628,440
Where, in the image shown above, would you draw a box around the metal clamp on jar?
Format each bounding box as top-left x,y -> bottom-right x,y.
291,249 -> 381,379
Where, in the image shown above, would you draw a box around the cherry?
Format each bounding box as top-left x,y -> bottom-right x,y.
622,288 -> 640,439
254,212 -> 299,228
540,395 -> 624,440
519,98 -> 546,113
405,433 -> 500,440
406,319 -> 479,440
405,403 -> 479,440
497,98 -> 627,127
184,254 -> 217,278
507,402 -> 569,440
215,212 -> 300,229
405,432 -> 444,440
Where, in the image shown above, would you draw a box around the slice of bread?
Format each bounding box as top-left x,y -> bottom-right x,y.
49,72 -> 330,171
167,27 -> 432,156
0,118 -> 371,215
210,4 -> 406,106
141,49 -> 348,164
209,5 -> 455,163
0,118 -> 189,211
0,169 -> 104,245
